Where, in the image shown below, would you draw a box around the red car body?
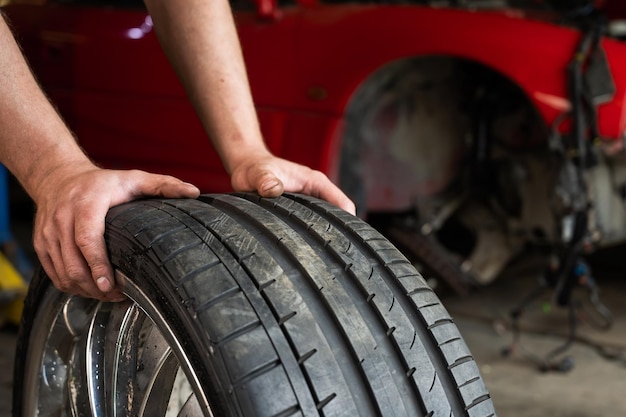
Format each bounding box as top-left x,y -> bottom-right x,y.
4,1 -> 625,185
5,0 -> 626,289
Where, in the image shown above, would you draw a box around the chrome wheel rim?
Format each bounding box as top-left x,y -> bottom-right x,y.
22,271 -> 212,417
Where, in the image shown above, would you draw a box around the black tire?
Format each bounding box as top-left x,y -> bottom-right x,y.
13,193 -> 496,417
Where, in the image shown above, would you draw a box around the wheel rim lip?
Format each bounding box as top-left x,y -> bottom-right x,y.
21,270 -> 213,417
115,270 -> 213,415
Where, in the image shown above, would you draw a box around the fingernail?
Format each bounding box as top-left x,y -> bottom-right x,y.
96,277 -> 112,292
261,180 -> 281,193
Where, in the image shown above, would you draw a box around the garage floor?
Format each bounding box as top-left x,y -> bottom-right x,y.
442,246 -> 626,417
1,215 -> 625,416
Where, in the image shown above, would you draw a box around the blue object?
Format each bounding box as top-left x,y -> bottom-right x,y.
0,164 -> 12,245
0,164 -> 33,280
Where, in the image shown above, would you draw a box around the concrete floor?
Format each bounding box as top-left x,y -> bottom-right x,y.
443,246 -> 626,417
1,211 -> 625,416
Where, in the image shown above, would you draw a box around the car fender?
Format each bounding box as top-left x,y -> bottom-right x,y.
268,5 -> 626,177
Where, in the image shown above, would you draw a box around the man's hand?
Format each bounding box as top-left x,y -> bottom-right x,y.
229,152 -> 356,215
143,0 -> 355,216
32,162 -> 200,301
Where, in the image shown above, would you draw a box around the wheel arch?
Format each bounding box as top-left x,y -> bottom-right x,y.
333,53 -> 551,215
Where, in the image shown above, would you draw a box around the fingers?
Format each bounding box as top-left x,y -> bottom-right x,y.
254,170 -> 284,198
32,168 -> 198,302
126,170 -> 200,200
314,178 -> 357,215
34,205 -> 124,301
301,171 -> 357,215
72,200 -> 122,298
33,160 -> 352,304
235,157 -> 356,215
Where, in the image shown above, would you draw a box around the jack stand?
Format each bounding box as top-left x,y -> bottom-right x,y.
502,255 -> 613,372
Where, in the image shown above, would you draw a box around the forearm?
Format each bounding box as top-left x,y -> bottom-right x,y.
144,0 -> 268,174
0,15 -> 92,200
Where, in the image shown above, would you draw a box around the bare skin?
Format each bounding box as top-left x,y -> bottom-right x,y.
0,15 -> 200,301
144,0 -> 355,209
0,3 -> 354,302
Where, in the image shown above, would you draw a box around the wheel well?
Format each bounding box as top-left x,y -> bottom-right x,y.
338,55 -> 549,216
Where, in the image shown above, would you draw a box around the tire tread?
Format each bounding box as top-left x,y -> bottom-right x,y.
104,194 -> 496,417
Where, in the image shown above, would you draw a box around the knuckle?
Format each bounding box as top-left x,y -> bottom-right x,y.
310,169 -> 326,182
32,238 -> 46,257
74,229 -> 98,250
53,277 -> 74,294
65,264 -> 86,282
33,223 -> 54,248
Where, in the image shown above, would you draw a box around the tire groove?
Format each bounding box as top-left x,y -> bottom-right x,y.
193,286 -> 243,314
189,196 -> 324,416
206,194 -> 380,417
281,193 -> 486,417
236,194 -> 422,416
230,358 -> 282,388
140,200 -> 310,415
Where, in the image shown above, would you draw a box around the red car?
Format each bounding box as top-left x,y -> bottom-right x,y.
4,0 -> 626,291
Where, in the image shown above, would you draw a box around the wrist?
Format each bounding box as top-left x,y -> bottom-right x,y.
27,154 -> 95,203
221,140 -> 272,175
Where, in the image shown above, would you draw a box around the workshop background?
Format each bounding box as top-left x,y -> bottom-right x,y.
2,0 -> 626,416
